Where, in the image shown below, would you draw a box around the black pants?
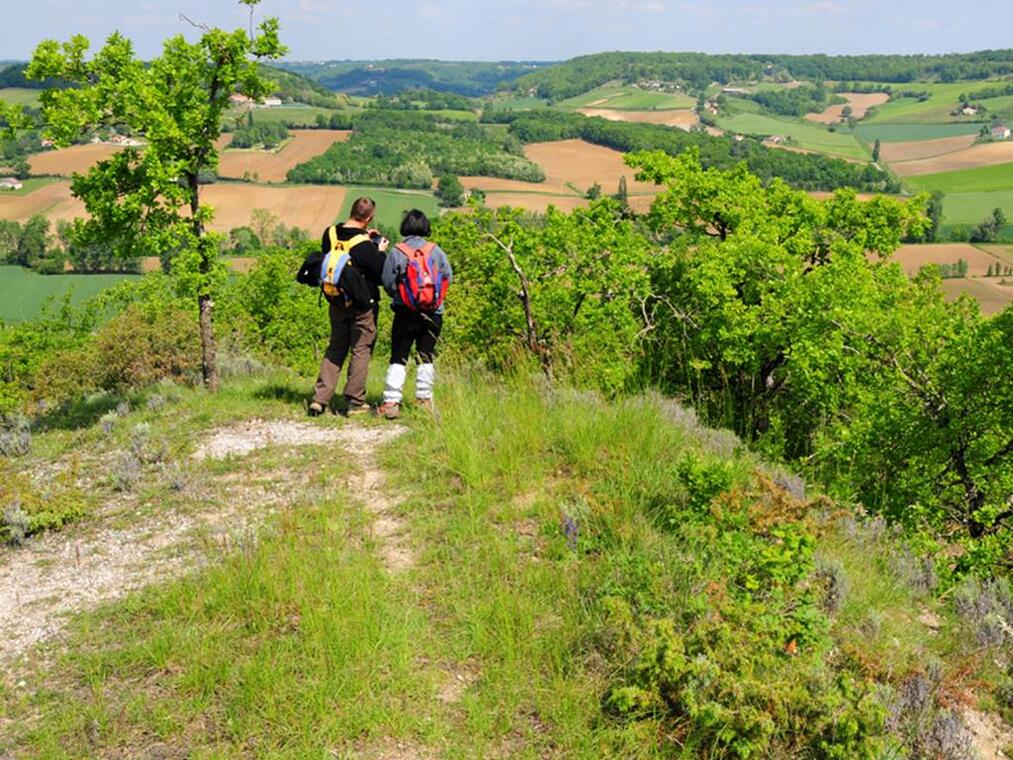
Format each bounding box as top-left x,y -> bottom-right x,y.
390,307 -> 443,365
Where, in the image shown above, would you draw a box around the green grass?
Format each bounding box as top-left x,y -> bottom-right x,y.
715,112 -> 869,160
855,122 -> 985,143
487,95 -> 549,110
558,83 -> 695,111
0,266 -> 139,323
939,190 -> 1013,226
906,162 -> 1013,194
0,87 -> 41,107
1,369 -> 1003,757
232,104 -> 343,127
0,176 -> 58,195
424,108 -> 479,122
863,81 -> 988,124
338,186 -> 439,231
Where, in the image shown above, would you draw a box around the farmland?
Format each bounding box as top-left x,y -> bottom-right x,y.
0,264 -> 137,322
576,107 -> 698,130
217,129 -> 351,182
804,92 -> 889,124
891,142 -> 1013,177
878,134 -> 977,163
905,162 -> 1013,194
337,186 -> 438,231
891,243 -> 1009,277
0,180 -> 85,224
854,123 -> 984,143
558,83 -> 695,111
28,143 -> 122,176
714,112 -> 869,160
940,277 -> 1013,314
0,87 -> 40,107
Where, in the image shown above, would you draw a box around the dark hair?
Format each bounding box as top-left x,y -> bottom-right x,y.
350,197 -> 376,222
400,209 -> 431,238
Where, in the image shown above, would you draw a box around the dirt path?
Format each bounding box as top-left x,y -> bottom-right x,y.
0,419 -> 403,668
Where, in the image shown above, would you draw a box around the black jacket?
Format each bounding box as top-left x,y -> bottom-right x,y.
322,225 -> 386,304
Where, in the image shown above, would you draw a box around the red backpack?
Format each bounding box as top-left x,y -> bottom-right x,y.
396,241 -> 448,313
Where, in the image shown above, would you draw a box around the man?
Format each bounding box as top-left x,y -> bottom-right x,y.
309,197 -> 388,417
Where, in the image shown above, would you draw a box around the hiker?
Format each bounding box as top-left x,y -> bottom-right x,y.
377,209 -> 453,419
307,197 -> 388,417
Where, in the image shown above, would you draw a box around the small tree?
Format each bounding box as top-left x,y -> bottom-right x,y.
436,174 -> 465,207
872,138 -> 881,163
250,208 -> 279,245
27,1 -> 285,391
586,182 -> 602,200
615,175 -> 629,206
12,158 -> 30,180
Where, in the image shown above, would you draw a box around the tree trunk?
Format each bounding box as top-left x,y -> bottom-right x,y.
189,172 -> 219,392
198,293 -> 219,392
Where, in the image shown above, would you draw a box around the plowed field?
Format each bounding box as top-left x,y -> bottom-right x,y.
28,144 -> 123,176
879,135 -> 978,164
805,93 -> 890,124
217,130 -> 351,182
891,142 -> 1013,177
577,108 -> 698,130
891,243 -> 1007,277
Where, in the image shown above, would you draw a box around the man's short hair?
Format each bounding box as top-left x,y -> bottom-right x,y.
350,197 -> 376,222
400,209 -> 431,238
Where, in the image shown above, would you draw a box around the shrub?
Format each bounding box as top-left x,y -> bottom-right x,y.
0,414 -> 31,457
0,467 -> 87,543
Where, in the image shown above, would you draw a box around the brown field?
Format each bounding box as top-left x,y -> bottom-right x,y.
217,130 -> 351,182
28,144 -> 123,176
804,93 -> 890,124
891,142 -> 1013,176
0,179 -> 344,234
891,243 -> 1006,277
878,135 -> 978,164
0,181 -> 85,224
463,139 -> 658,200
577,108 -> 698,131
941,278 -> 1013,315
480,193 -> 590,213
200,184 -> 344,232
978,245 -> 1013,267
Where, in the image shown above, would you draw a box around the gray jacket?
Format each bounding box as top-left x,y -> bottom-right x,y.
381,236 -> 454,314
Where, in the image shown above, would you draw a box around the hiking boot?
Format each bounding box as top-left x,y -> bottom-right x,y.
344,402 -> 372,418
308,401 -> 326,417
415,398 -> 433,413
377,402 -> 401,420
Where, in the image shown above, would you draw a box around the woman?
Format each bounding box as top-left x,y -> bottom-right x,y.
377,209 -> 453,419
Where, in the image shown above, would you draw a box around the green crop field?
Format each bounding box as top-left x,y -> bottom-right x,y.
423,109 -> 479,122
338,187 -> 438,232
0,87 -> 41,107
715,112 -> 869,160
855,123 -> 985,143
0,265 -> 138,322
232,105 -> 343,127
0,177 -> 58,195
938,190 -> 1013,226
488,95 -> 549,110
906,162 -> 1013,194
862,81 -> 982,124
558,83 -> 695,111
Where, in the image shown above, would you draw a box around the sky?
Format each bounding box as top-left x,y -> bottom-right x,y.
2,0 -> 1012,62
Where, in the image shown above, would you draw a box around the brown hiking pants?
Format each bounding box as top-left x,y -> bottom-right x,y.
313,301 -> 377,407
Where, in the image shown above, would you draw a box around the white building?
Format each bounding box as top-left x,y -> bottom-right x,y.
0,178 -> 24,191
992,124 -> 1011,140
261,97 -> 283,108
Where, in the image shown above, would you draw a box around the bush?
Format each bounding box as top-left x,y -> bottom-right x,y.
0,466 -> 87,543
0,414 -> 31,457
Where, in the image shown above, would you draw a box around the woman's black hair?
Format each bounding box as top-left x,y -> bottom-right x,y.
400,209 -> 431,238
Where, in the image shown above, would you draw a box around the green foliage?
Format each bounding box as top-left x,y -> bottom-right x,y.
27,2 -> 286,389
971,207 -> 1009,243
748,83 -> 840,117
227,119 -> 288,149
287,111 -> 543,188
1,465 -> 87,543
435,174 -> 464,207
257,63 -> 342,108
369,88 -> 475,111
515,51 -> 1013,100
432,200 -> 651,391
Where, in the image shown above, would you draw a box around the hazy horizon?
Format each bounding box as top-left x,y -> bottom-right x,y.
2,0 -> 1011,62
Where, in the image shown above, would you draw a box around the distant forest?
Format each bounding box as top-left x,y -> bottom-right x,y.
275,60 -> 551,97
514,51 -> 1013,100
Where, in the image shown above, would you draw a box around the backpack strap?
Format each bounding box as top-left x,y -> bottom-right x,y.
327,225 -> 339,252
344,233 -> 370,251
395,241 -> 436,257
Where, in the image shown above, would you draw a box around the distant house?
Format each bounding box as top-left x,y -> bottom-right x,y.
722,87 -> 750,95
763,135 -> 786,146
260,96 -> 283,108
992,124 -> 1011,140
0,178 -> 23,191
41,138 -> 54,148
108,134 -> 143,147
229,94 -> 254,106
961,105 -> 980,116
